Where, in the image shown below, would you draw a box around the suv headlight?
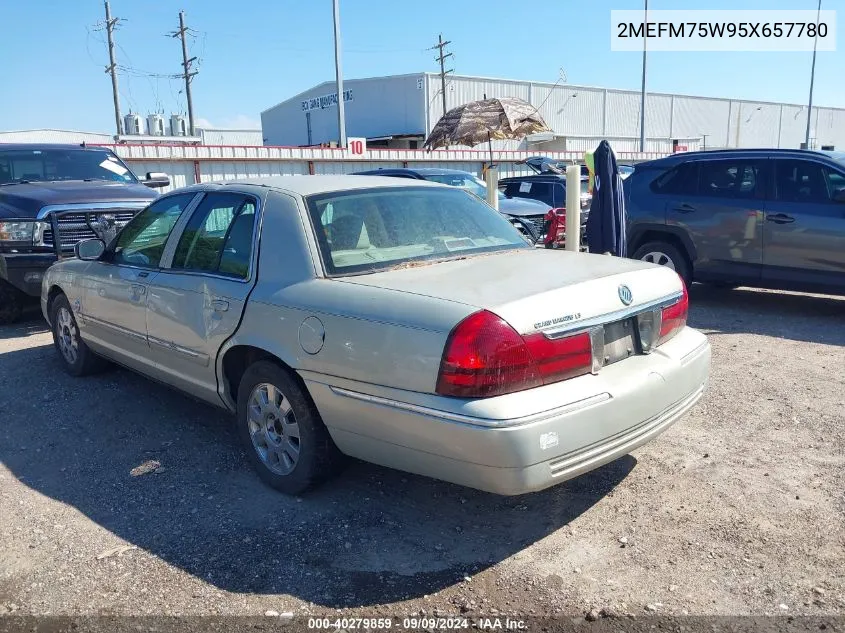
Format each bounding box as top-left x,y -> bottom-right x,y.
0,221 -> 39,243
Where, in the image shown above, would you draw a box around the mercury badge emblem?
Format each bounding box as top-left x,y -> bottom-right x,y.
618,284 -> 633,306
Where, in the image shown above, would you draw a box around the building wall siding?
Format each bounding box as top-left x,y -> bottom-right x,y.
262,74 -> 426,147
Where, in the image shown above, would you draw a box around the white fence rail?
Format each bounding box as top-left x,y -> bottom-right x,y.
103,143 -> 671,193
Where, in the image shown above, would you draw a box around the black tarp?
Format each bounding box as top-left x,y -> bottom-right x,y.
585,140 -> 627,257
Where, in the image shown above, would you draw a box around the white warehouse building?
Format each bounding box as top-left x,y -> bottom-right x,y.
262,72 -> 845,153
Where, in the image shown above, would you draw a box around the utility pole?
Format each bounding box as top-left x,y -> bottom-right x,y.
332,0 -> 346,147
805,0 -> 821,148
172,11 -> 198,136
639,0 -> 648,152
103,1 -> 122,136
433,34 -> 453,119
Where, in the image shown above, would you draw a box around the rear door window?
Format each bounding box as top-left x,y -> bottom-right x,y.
698,160 -> 762,199
507,181 -> 554,206
650,162 -> 699,195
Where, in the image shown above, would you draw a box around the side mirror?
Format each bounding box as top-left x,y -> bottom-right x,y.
74,238 -> 106,261
143,172 -> 170,189
833,187 -> 845,203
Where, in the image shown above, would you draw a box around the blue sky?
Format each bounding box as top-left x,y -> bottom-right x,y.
2,0 -> 842,132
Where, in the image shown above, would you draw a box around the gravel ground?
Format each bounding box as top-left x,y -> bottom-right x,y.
0,285 -> 843,621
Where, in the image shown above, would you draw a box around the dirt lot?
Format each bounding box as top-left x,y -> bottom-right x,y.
0,285 -> 843,620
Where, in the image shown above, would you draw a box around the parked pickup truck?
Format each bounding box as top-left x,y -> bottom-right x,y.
0,143 -> 169,323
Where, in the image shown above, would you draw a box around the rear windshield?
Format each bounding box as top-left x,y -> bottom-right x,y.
306,186 -> 529,276
0,148 -> 138,185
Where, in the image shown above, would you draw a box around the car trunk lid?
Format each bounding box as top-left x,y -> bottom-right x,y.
337,248 -> 683,337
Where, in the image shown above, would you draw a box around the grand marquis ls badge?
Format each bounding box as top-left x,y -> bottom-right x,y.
618,284 -> 633,306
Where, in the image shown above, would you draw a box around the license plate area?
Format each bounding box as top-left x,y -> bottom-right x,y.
601,318 -> 639,367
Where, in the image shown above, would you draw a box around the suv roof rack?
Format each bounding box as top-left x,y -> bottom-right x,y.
672,148 -> 830,158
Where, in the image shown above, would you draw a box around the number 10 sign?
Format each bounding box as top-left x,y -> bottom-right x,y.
346,137 -> 367,158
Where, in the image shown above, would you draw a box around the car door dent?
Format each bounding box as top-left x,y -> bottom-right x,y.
148,334 -> 210,365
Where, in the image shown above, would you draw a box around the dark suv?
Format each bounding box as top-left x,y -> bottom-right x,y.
0,143 -> 168,323
625,149 -> 845,294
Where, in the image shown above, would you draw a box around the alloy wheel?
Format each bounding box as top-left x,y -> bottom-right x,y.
640,251 -> 677,271
247,382 -> 301,475
56,306 -> 79,365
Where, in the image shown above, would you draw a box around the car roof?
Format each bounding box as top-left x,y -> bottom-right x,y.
176,175 -> 449,197
0,143 -> 114,152
638,148 -> 842,169
353,167 -> 475,177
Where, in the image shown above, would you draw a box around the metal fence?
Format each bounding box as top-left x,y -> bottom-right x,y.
104,143 -> 671,194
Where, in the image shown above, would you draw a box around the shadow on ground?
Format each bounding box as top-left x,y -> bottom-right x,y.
688,284 -> 845,346
0,338 -> 635,607
0,310 -> 47,340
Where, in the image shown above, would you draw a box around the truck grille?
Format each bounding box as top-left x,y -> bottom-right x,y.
42,209 -> 140,250
524,214 -> 547,237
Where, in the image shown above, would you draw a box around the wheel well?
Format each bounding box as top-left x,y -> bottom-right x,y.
630,230 -> 693,272
222,345 -> 306,405
46,285 -> 66,321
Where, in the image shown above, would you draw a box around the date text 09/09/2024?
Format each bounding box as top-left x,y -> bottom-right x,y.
306,617 -> 527,630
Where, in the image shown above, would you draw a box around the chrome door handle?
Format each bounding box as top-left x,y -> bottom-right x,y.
131,284 -> 146,295
211,299 -> 229,312
766,213 -> 795,224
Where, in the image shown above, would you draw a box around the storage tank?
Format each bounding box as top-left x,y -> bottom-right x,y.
123,113 -> 143,135
170,114 -> 188,136
147,113 -> 166,136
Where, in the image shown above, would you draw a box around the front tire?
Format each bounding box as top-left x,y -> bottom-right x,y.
0,281 -> 24,325
632,240 -> 691,287
237,361 -> 344,495
49,294 -> 107,376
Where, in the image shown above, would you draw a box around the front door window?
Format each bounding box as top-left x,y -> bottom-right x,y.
112,193 -> 196,267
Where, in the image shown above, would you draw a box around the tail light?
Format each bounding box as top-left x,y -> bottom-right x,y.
436,310 -> 592,398
657,282 -> 689,345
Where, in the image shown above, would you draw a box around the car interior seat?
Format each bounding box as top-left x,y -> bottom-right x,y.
219,210 -> 255,277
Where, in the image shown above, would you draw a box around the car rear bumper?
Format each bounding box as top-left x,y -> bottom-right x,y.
303,327 -> 710,495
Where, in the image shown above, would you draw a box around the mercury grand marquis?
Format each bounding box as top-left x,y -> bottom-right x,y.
41,176 -> 711,495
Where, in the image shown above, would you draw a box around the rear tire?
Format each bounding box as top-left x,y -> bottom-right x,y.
632,240 -> 691,287
0,281 -> 24,326
237,360 -> 344,495
49,294 -> 108,376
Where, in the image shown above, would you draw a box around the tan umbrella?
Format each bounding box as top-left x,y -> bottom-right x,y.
424,97 -> 552,159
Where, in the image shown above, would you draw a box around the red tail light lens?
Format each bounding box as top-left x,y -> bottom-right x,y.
522,331 -> 592,383
436,310 -> 593,398
436,311 -> 541,398
658,283 -> 689,345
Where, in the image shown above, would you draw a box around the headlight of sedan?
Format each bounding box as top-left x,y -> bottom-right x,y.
0,220 -> 39,243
